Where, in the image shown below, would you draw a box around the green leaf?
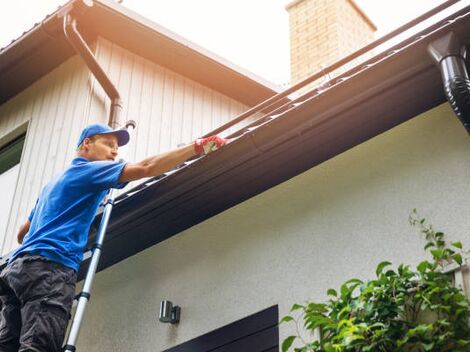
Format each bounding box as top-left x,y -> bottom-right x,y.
423,342 -> 435,351
452,241 -> 463,249
376,261 -> 392,277
424,242 -> 435,250
417,261 -> 429,273
327,288 -> 337,297
279,315 -> 294,324
452,254 -> 463,266
431,249 -> 443,260
290,304 -> 303,312
282,335 -> 296,352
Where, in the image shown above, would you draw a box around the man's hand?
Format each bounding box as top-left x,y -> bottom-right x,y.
194,136 -> 228,155
17,220 -> 31,244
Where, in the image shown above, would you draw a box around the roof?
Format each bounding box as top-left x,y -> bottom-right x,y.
0,0 -> 280,107
1,1 -> 469,276
72,3 -> 469,278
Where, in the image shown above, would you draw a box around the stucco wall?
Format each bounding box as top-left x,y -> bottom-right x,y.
76,103 -> 470,351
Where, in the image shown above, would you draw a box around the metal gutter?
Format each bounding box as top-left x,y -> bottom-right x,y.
1,1 -> 469,277
71,5 -> 470,278
204,0 -> 461,137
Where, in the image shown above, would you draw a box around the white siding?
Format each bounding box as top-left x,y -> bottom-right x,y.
89,37 -> 250,191
0,38 -> 251,255
0,56 -> 93,255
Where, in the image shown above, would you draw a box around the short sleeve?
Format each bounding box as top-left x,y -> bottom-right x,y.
87,160 -> 128,191
28,198 -> 39,221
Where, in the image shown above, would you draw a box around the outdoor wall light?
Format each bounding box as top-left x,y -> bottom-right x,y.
159,300 -> 181,324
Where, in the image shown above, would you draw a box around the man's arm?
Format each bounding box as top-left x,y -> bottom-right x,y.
119,136 -> 228,183
17,220 -> 31,244
119,144 -> 195,183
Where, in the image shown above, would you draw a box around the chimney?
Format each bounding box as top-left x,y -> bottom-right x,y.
286,0 -> 376,84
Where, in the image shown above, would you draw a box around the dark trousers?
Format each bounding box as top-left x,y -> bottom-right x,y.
0,255 -> 76,352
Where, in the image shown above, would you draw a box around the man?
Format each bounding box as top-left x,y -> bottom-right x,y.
0,123 -> 227,352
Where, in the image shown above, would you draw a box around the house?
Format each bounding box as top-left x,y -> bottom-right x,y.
0,0 -> 469,351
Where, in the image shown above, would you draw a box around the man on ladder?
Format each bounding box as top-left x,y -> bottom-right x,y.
0,123 -> 227,352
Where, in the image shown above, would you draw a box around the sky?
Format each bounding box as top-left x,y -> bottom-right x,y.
0,0 -> 465,85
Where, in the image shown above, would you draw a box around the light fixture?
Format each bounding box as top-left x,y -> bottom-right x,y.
159,300 -> 181,324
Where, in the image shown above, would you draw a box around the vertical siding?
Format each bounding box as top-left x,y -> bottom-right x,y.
0,37 -> 256,255
90,37 -> 252,191
0,56 -> 93,255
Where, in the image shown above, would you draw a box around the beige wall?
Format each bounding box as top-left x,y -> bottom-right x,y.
76,103 -> 470,351
0,38 -> 250,255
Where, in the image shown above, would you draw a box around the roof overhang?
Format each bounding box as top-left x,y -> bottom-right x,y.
73,6 -> 470,278
0,0 -> 279,107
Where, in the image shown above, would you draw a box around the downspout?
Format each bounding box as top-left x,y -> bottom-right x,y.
428,31 -> 470,134
62,11 -> 123,128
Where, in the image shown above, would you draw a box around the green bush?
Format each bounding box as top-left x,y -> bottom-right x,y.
281,210 -> 470,352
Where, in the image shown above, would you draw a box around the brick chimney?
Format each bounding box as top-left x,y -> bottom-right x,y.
286,0 -> 376,84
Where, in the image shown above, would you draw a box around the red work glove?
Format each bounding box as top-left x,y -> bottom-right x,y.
194,135 -> 228,155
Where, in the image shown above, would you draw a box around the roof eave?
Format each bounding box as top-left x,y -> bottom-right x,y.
0,0 -> 279,107
73,7 -> 470,278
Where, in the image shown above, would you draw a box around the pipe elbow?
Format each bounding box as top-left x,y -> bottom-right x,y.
428,32 -> 470,134
442,69 -> 470,126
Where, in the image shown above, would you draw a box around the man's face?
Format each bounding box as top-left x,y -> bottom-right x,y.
82,134 -> 119,161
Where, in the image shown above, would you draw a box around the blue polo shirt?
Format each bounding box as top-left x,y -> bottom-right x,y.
10,157 -> 128,272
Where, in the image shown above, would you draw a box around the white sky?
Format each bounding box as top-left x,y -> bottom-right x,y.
0,0 -> 465,85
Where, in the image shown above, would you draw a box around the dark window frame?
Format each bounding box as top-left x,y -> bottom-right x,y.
0,134 -> 26,175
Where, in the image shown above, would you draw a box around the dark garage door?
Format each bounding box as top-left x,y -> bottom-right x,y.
164,305 -> 279,352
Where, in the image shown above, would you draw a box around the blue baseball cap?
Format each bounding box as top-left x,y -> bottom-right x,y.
77,123 -> 130,148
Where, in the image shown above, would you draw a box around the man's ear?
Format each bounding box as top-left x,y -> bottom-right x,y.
82,137 -> 93,150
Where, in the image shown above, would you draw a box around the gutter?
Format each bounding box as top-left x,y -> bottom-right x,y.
77,3 -> 470,275
428,31 -> 470,134
62,1 -> 122,128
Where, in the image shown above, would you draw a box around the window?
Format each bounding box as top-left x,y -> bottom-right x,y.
0,134 -> 25,241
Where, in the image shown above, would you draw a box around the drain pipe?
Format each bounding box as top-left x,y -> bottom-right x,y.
63,12 -> 123,128
428,31 -> 470,134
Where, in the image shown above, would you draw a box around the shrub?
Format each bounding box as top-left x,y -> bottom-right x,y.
281,210 -> 470,352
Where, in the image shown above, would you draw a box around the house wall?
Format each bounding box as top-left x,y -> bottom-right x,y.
88,37 -> 251,193
77,103 -> 470,351
0,37 -> 249,255
0,56 -> 92,255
